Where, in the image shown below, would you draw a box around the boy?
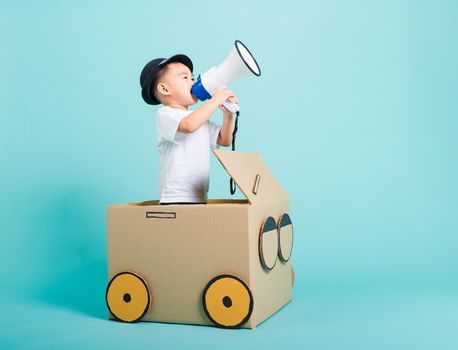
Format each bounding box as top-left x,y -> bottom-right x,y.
140,54 -> 238,204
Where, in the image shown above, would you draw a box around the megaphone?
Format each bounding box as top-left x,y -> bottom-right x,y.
191,40 -> 261,113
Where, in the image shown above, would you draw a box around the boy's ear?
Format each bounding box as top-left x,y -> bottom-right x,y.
156,82 -> 171,97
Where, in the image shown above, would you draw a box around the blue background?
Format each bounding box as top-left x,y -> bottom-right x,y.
1,0 -> 457,349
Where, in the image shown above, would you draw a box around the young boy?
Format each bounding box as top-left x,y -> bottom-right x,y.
140,54 -> 237,204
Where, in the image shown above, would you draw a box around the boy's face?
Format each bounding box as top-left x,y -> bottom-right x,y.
157,62 -> 198,106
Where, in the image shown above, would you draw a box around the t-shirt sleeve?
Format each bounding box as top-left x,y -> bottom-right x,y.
156,108 -> 187,144
208,121 -> 222,150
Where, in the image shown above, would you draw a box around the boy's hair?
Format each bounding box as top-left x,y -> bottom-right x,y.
152,65 -> 170,104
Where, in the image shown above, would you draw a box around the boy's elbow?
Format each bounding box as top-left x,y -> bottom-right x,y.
224,135 -> 233,146
178,119 -> 196,133
218,135 -> 232,147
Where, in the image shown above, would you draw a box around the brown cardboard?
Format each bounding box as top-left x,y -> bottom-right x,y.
106,150 -> 293,328
212,150 -> 289,206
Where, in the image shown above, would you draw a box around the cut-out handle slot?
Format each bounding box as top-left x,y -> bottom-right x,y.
146,212 -> 176,219
252,174 -> 261,195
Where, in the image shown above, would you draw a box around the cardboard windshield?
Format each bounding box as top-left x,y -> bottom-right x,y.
213,150 -> 288,205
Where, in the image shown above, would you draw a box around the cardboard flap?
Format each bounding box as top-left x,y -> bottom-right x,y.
213,150 -> 288,205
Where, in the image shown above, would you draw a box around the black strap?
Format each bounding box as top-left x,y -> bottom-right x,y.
230,111 -> 240,195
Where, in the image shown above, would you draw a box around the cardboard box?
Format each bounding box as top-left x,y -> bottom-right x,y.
106,150 -> 294,328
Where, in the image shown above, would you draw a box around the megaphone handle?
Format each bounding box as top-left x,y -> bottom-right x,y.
230,110 -> 239,195
222,100 -> 240,114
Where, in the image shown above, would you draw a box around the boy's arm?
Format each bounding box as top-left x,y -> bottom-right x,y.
178,88 -> 234,133
217,111 -> 235,147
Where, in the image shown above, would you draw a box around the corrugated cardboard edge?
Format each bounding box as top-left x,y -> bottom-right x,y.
212,150 -> 289,206
213,150 -> 255,204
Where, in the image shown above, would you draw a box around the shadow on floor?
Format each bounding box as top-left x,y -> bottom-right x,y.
36,260 -> 108,320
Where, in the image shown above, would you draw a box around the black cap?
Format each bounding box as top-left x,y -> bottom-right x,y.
140,54 -> 193,105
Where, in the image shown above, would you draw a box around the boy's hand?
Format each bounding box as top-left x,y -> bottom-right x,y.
212,87 -> 236,105
212,87 -> 238,116
219,97 -> 238,115
179,86 -> 238,134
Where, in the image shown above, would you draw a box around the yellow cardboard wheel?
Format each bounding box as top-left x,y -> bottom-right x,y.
106,272 -> 150,322
202,274 -> 253,328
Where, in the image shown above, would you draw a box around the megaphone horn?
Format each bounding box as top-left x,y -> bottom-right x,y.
191,40 -> 261,113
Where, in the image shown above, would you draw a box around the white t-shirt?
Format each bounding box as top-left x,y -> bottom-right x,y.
156,106 -> 221,203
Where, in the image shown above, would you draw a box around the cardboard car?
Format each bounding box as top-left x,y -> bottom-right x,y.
106,150 -> 294,328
